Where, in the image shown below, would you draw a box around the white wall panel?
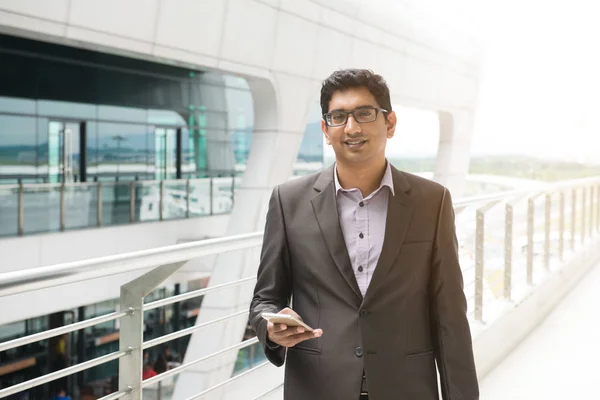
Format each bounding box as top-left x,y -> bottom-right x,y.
272,13 -> 318,76
155,0 -> 228,58
0,9 -> 65,37
220,0 -> 278,68
311,26 -> 352,80
0,0 -> 70,23
69,0 -> 159,42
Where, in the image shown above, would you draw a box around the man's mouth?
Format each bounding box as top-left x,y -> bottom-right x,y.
344,139 -> 367,148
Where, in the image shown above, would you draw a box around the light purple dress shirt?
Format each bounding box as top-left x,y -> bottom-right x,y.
334,162 -> 395,297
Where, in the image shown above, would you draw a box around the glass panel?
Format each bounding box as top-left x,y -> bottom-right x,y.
64,184 -> 98,230
233,342 -> 267,376
225,87 -> 254,129
162,181 -> 187,220
64,122 -> 80,183
0,115 -> 37,184
155,128 -> 165,180
180,126 -> 196,177
296,102 -> 324,176
23,185 -> 61,234
211,177 -> 233,215
100,182 -> 131,226
48,121 -> 62,184
37,100 -> 96,120
188,179 -> 211,217
0,186 -> 18,237
153,128 -> 177,180
137,181 -> 160,222
165,128 -> 177,180
0,96 -> 36,114
98,122 -> 149,182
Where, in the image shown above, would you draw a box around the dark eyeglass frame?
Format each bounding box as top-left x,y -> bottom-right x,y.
323,106 -> 388,127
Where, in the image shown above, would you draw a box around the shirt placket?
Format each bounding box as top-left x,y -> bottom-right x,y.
355,198 -> 369,293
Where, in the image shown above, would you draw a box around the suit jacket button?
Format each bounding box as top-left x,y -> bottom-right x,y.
359,310 -> 368,317
355,346 -> 363,357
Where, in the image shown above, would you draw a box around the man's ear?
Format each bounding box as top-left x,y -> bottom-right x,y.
386,111 -> 397,139
321,120 -> 331,145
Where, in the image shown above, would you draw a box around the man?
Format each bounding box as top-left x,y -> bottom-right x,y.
249,69 -> 479,400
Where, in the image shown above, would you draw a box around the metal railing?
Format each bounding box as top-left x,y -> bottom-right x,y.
0,176 -> 241,238
0,176 -> 599,399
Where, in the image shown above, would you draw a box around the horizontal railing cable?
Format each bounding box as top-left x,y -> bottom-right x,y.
0,350 -> 130,399
0,310 -> 129,352
143,276 -> 256,311
184,361 -> 271,400
143,310 -> 249,350
142,337 -> 259,388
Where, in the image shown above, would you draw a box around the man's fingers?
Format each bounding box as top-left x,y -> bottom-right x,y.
267,322 -> 288,333
270,325 -> 307,339
284,331 -> 320,346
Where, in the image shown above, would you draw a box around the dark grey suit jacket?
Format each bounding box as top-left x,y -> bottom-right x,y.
249,164 -> 479,400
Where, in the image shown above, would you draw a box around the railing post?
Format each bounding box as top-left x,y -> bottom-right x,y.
581,187 -> 586,244
504,203 -> 513,300
159,181 -> 164,221
60,183 -> 66,231
231,173 -> 235,206
559,191 -> 565,261
186,179 -> 190,218
130,181 -> 136,223
597,184 -> 600,233
475,209 -> 484,321
571,189 -> 576,250
97,182 -> 103,227
544,193 -> 551,270
118,261 -> 187,400
18,183 -> 24,236
527,198 -> 534,285
209,178 -> 214,216
589,186 -> 594,238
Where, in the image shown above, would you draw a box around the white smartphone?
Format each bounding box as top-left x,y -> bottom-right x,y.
261,312 -> 314,331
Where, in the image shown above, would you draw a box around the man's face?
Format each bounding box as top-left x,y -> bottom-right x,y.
322,86 -> 396,166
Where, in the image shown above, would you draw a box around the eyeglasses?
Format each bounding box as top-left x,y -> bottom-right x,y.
323,106 -> 388,127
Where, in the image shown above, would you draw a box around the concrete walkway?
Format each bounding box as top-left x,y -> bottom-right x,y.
480,261 -> 600,399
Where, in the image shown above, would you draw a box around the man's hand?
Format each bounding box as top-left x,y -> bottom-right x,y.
267,308 -> 323,348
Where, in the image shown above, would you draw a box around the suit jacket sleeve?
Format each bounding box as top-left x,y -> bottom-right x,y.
430,188 -> 480,399
249,185 -> 292,367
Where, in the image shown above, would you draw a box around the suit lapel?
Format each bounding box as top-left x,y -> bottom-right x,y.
363,167 -> 414,303
311,166 -> 362,302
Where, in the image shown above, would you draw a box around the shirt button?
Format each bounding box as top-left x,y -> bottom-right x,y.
355,346 -> 363,357
358,266 -> 364,272
359,201 -> 364,207
359,233 -> 364,239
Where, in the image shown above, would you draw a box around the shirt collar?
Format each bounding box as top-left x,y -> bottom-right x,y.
334,161 -> 395,197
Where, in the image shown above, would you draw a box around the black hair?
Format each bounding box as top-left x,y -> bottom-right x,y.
320,69 -> 392,116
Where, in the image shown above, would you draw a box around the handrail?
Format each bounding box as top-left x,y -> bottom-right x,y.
0,232 -> 263,297
143,276 -> 257,311
454,175 -> 600,207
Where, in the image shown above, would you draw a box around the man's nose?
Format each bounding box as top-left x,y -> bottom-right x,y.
344,114 -> 361,134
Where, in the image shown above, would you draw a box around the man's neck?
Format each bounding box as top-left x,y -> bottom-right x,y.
336,158 -> 388,198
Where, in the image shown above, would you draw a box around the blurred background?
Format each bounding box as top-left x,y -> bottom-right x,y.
0,0 -> 599,399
